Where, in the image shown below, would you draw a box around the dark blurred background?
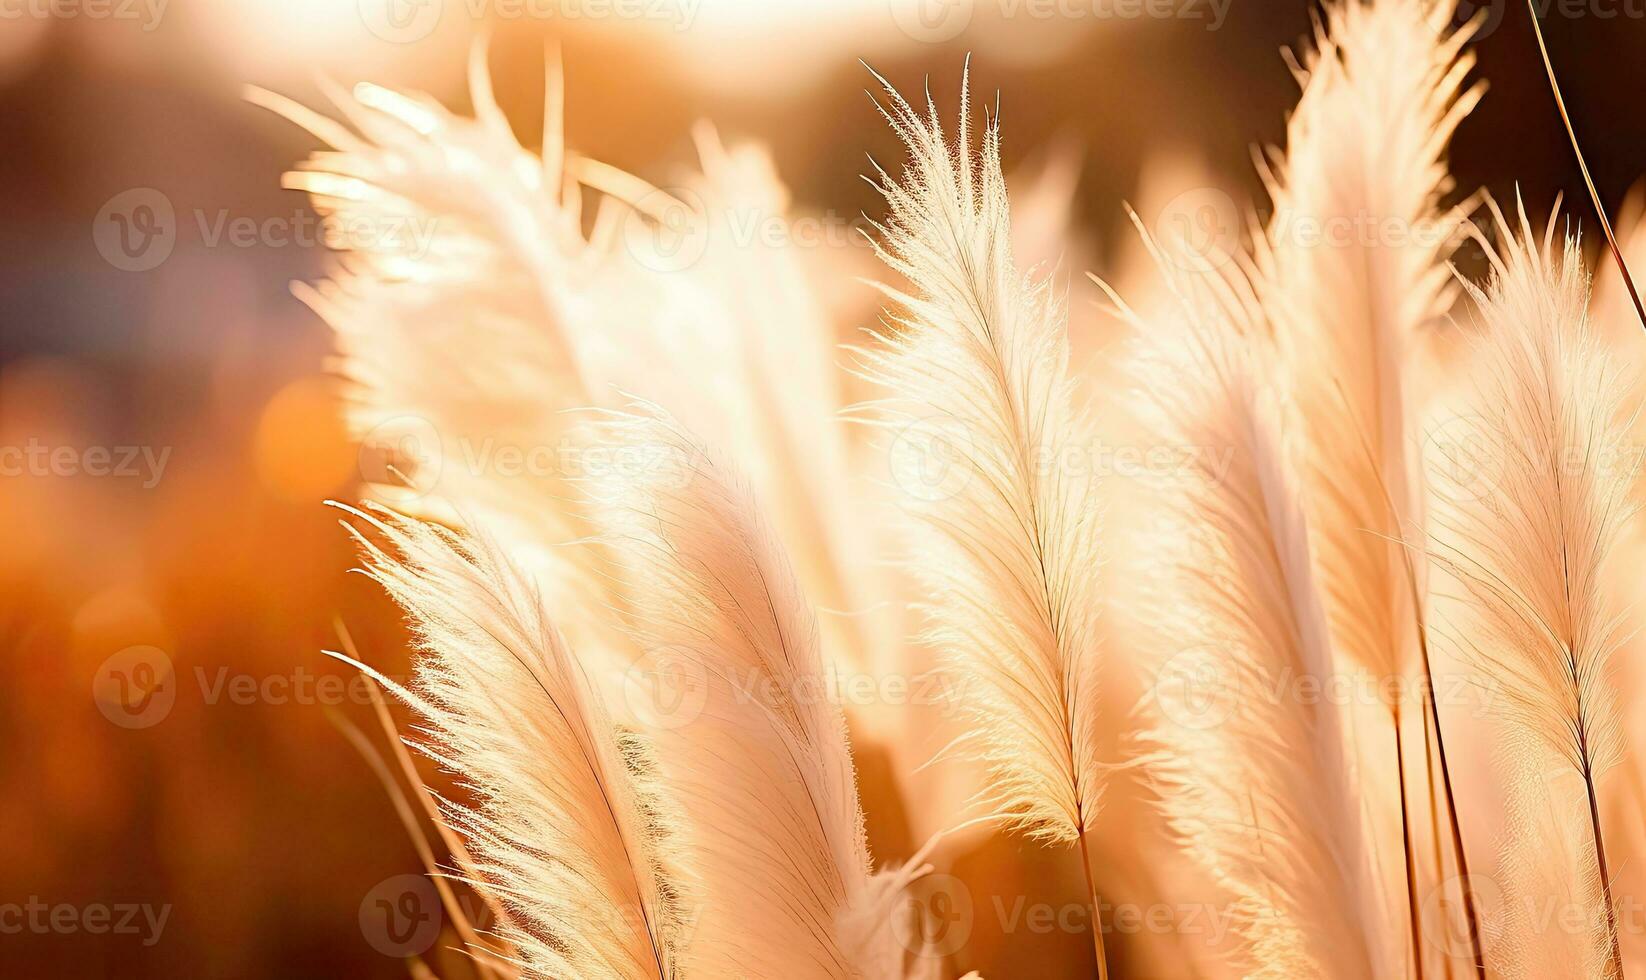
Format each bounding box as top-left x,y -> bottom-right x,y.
0,0 -> 1639,975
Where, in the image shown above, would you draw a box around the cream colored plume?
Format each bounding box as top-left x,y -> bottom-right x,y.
248,48 -> 620,667
1429,203 -> 1638,977
588,411 -> 948,979
853,64 -> 1103,844
1485,735 -> 1618,980
1255,0 -> 1481,677
1254,7 -> 1483,961
1124,256 -> 1389,980
660,125 -> 901,687
331,504 -> 685,980
257,46 -> 891,685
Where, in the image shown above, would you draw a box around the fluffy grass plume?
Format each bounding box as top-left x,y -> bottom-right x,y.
588,411 -> 948,979
259,46 -> 894,688
1254,5 -> 1486,968
250,49 -> 634,688
1430,202 -> 1639,978
1486,733 -> 1620,980
287,5 -> 1646,976
854,65 -> 1103,846
1124,256 -> 1390,980
1257,0 -> 1480,677
332,505 -> 688,979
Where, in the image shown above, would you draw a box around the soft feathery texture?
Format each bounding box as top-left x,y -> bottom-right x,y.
1255,0 -> 1482,678
1124,259 -> 1389,980
1431,205 -> 1633,792
1485,735 -> 1618,980
336,504 -> 684,980
1254,7 -> 1481,962
588,411 -> 942,979
252,49 -> 592,519
250,50 -> 626,672
259,48 -> 893,686
1429,203 -> 1637,977
853,65 -> 1103,844
663,126 -> 905,698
